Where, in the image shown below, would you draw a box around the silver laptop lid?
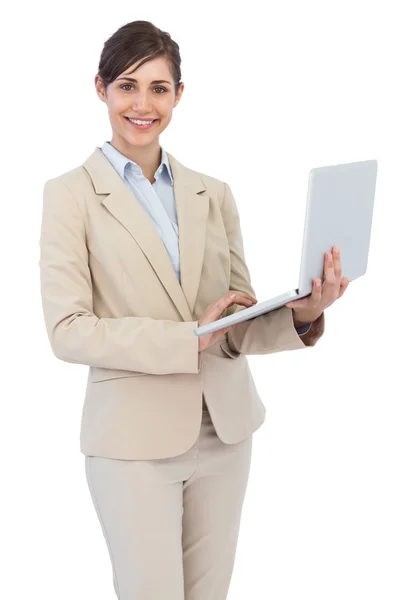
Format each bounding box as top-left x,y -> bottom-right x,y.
297,159 -> 378,296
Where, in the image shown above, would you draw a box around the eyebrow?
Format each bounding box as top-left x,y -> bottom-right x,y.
116,77 -> 171,85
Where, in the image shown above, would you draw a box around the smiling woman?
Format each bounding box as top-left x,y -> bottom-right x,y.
39,18 -> 325,600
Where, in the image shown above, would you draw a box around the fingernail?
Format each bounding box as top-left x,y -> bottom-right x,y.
316,280 -> 321,287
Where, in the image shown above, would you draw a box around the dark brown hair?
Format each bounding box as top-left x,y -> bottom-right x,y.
97,21 -> 182,95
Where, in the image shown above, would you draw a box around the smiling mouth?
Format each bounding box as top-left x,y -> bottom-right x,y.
124,117 -> 159,129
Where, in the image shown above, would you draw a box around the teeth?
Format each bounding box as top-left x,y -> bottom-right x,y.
128,118 -> 154,125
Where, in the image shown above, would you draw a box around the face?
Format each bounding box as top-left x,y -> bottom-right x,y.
95,56 -> 184,154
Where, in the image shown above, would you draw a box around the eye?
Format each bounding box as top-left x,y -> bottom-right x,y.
120,84 -> 167,94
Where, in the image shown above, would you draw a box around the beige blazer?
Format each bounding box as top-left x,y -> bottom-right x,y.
39,147 -> 325,460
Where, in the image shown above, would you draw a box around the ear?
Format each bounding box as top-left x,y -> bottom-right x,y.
94,74 -> 107,102
174,82 -> 185,107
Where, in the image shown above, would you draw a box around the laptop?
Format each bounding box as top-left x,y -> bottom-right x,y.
194,159 -> 378,337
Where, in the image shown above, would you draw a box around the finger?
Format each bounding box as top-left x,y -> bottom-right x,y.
286,288 -> 312,308
208,293 -> 253,322
226,293 -> 257,308
324,252 -> 336,285
312,278 -> 322,303
286,298 -> 307,309
338,276 -> 349,298
322,252 -> 338,302
229,291 -> 257,303
332,245 -> 342,279
206,291 -> 258,326
227,295 -> 255,308
288,278 -> 322,308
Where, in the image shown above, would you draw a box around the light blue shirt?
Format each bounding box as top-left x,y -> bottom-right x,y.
101,141 -> 311,336
101,140 -> 180,281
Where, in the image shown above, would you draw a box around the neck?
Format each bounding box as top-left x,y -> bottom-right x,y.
110,135 -> 162,181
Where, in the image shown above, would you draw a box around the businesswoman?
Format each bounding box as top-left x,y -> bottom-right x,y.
39,19 -> 349,600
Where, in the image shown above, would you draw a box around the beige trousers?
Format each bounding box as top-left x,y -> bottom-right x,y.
84,397 -> 253,599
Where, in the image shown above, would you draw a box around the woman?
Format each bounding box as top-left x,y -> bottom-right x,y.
39,20 -> 348,600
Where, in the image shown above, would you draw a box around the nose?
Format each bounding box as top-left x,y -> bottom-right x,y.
132,91 -> 152,112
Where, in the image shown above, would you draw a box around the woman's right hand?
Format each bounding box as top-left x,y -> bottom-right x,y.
197,291 -> 257,352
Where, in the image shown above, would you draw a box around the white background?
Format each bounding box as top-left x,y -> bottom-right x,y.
1,1 -> 399,598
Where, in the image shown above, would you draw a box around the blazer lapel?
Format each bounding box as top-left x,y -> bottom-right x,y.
83,147 -> 210,321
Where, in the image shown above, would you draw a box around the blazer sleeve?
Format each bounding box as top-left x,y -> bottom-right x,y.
39,178 -> 200,375
220,181 -> 325,355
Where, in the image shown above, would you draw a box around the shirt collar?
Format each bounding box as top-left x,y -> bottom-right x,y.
101,141 -> 174,185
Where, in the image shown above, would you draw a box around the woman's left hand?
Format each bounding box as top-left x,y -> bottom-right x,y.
285,245 -> 350,326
